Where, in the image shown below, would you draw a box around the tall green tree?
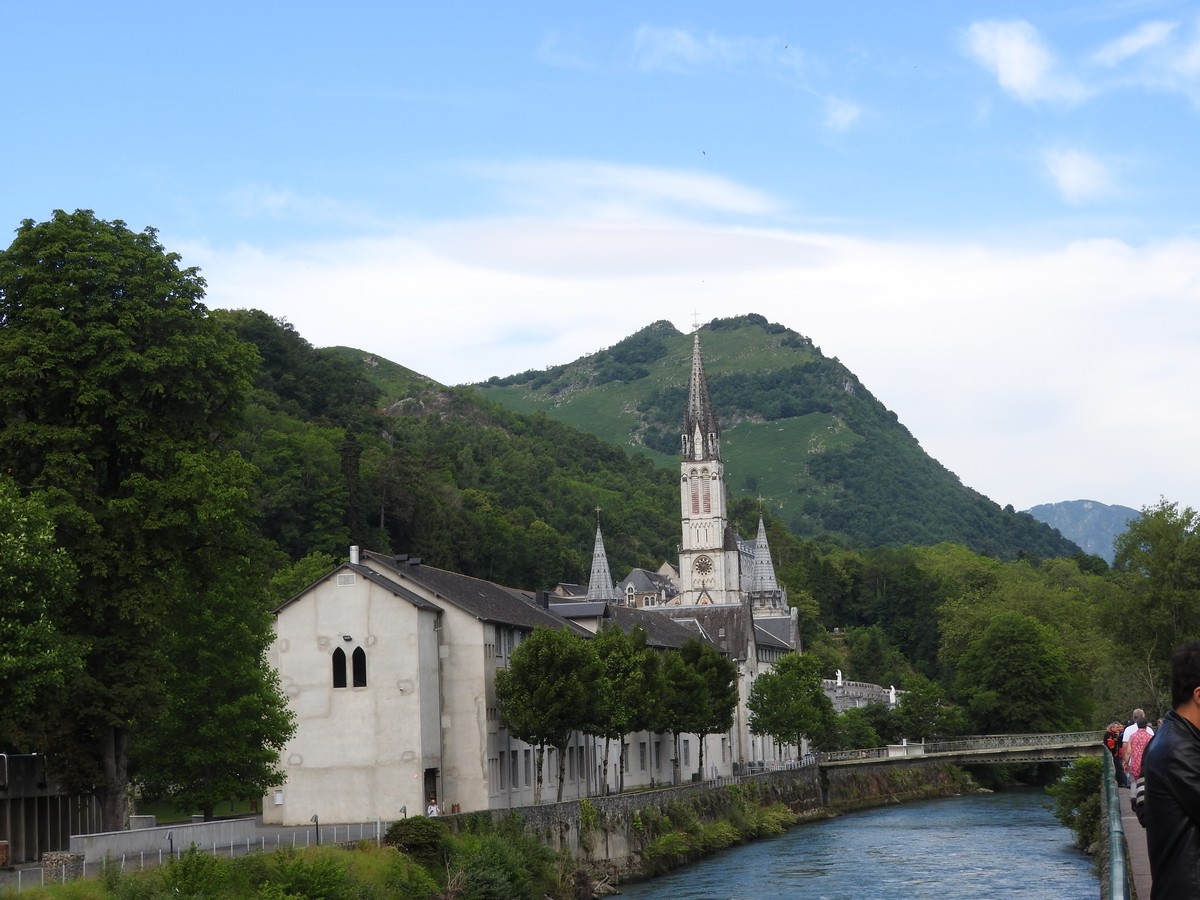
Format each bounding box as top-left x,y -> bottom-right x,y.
1112,500 -> 1200,705
748,653 -> 835,753
678,638 -> 737,780
952,611 -> 1077,734
132,455 -> 295,819
0,476 -> 82,747
589,623 -> 662,792
495,627 -> 599,803
657,650 -> 708,784
0,210 -> 261,829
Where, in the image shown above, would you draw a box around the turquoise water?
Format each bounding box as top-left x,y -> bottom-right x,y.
616,789 -> 1095,899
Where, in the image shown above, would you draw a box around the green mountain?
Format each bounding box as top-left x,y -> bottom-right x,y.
475,314 -> 1081,560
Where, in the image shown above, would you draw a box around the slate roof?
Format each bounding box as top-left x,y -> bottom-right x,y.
361,550 -> 592,636
658,605 -> 754,661
753,617 -> 794,651
606,605 -> 707,650
616,568 -> 678,598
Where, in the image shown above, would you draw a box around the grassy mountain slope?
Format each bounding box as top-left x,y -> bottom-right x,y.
475,314 -> 1080,560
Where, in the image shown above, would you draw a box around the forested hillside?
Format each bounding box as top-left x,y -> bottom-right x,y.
476,314 -> 1080,560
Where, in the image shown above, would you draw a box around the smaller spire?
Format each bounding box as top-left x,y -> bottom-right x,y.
586,524 -> 618,601
749,518 -> 780,593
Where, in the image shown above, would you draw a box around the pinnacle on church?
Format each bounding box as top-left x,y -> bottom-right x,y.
749,517 -> 780,593
585,523 -> 619,601
681,332 -> 721,461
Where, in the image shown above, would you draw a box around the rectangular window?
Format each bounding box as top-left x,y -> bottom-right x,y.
683,739 -> 690,767
568,746 -> 576,781
721,737 -> 728,763
488,758 -> 499,795
511,750 -> 519,788
579,746 -> 586,782
499,751 -> 507,789
524,749 -> 532,786
622,743 -> 630,773
639,742 -> 647,771
655,740 -> 662,770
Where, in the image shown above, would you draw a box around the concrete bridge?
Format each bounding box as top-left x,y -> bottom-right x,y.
816,731 -> 1105,768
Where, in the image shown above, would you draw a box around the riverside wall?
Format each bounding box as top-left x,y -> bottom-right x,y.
451,760 -> 974,883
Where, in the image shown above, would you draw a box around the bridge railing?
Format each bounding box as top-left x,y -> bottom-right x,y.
923,731 -> 1104,754
814,732 -> 1104,766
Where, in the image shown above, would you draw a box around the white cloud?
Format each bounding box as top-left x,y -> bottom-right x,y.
1041,147 -> 1113,204
964,20 -> 1089,104
1092,20 -> 1177,67
823,97 -> 862,132
537,30 -> 591,70
187,199 -> 1200,514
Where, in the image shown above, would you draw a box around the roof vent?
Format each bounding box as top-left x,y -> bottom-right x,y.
349,545 -> 360,565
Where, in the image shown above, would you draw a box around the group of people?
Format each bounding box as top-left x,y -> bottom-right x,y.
1106,641 -> 1200,899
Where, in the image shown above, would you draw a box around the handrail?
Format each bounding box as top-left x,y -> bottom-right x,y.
1103,751 -> 1132,900
813,731 -> 1105,766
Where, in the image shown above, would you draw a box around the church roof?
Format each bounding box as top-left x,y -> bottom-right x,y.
753,616 -> 794,650
273,562 -> 443,615
606,604 -> 705,649
616,567 -> 677,596
658,605 -> 754,661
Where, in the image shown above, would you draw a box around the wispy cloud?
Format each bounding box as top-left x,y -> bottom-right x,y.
823,97 -> 862,132
631,25 -> 777,73
1041,147 -> 1113,204
464,159 -> 780,218
964,20 -> 1090,104
537,30 -> 591,70
1092,20 -> 1177,66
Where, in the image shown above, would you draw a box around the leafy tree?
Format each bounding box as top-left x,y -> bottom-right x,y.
678,638 -> 737,780
270,550 -> 340,602
0,476 -> 82,746
657,650 -> 708,784
590,623 -> 662,792
952,612 -> 1077,734
0,209 -> 260,829
133,455 -> 295,817
748,653 -> 835,753
1112,499 -> 1200,704
495,627 -> 599,802
893,672 -> 963,741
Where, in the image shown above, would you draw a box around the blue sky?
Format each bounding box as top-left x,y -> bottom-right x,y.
5,2 -> 1200,518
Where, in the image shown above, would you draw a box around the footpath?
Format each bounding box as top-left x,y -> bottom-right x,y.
1120,799 -> 1152,899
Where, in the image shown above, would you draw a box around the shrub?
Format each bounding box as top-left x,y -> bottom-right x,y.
383,815 -> 450,867
163,845 -> 234,897
1048,756 -> 1104,849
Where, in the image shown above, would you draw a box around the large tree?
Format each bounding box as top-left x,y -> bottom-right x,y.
1112,499 -> 1200,706
748,652 -> 835,753
0,476 -> 82,747
678,638 -> 737,780
495,627 -> 599,803
589,623 -> 662,793
0,210 -> 262,829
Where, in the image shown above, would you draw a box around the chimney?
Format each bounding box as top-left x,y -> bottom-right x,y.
349,545 -> 360,565
537,590 -> 549,610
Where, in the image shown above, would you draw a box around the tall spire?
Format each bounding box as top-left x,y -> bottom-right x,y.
586,523 -> 618,601
681,332 -> 720,461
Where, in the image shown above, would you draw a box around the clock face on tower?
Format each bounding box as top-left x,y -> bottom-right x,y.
693,556 -> 713,577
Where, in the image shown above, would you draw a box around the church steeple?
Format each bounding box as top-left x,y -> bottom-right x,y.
586,522 -> 618,602
748,518 -> 780,593
681,333 -> 720,462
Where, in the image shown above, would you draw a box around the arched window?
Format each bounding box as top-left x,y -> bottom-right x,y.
701,467 -> 711,513
352,647 -> 367,687
689,471 -> 700,515
332,647 -> 347,688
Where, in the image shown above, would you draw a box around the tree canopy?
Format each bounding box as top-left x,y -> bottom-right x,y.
0,210 -> 289,829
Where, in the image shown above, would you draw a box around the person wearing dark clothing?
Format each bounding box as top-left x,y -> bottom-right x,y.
1144,641 -> 1200,899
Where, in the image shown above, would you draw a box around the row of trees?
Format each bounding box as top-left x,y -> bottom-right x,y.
495,626 -> 736,802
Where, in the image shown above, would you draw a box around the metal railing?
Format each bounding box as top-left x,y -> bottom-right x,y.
815,731 -> 1105,766
1103,752 -> 1132,900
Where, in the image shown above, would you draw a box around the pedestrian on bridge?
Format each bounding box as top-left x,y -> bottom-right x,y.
1143,641 -> 1200,899
1123,717 -> 1152,803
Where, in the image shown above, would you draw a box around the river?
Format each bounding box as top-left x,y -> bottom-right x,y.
615,788 -> 1096,899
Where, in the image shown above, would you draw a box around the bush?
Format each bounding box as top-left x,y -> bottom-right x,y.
383,815 -> 450,867
1048,756 -> 1104,849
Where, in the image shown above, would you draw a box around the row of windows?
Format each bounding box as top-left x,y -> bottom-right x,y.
332,646 -> 366,688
